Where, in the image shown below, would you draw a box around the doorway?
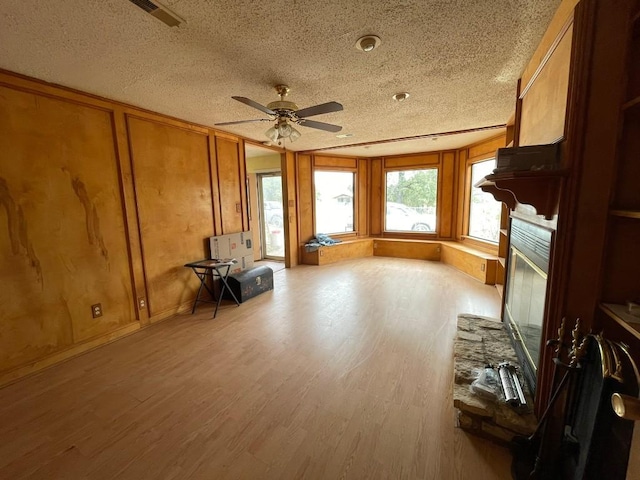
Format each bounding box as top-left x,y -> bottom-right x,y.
244,142 -> 286,263
258,173 -> 285,260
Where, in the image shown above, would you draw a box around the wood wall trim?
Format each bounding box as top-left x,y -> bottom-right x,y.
112,109 -> 149,325
520,0 -> 579,92
0,69 -> 212,135
383,153 -> 440,169
213,130 -> 240,142
283,151 -> 299,267
455,148 -> 468,240
313,155 -> 358,170
467,134 -> 506,160
208,134 -> 223,236
520,15 -> 575,99
239,140 -> 249,231
519,23 -> 573,147
440,152 -> 456,239
124,112 -> 209,135
357,158 -> 370,236
370,158 -> 383,235
304,124 -> 507,154
0,323 -> 141,389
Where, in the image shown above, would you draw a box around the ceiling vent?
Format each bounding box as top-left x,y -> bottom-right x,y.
128,0 -> 184,27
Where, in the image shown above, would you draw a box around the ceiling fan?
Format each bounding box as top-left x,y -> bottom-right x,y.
215,85 -> 343,143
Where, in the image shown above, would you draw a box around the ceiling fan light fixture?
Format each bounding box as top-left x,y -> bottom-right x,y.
277,121 -> 293,138
265,126 -> 279,142
289,127 -> 301,142
356,35 -> 381,52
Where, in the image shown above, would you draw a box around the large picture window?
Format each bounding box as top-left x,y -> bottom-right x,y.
385,168 -> 437,232
314,171 -> 355,234
468,159 -> 501,243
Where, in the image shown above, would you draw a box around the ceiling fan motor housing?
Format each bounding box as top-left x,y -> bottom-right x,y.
266,100 -> 299,114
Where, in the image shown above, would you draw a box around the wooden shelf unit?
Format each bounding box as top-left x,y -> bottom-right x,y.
600,303 -> 640,341
611,210 -> 640,219
599,7 -> 640,346
622,95 -> 640,110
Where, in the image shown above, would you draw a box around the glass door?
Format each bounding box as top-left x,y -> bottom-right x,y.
258,173 -> 285,259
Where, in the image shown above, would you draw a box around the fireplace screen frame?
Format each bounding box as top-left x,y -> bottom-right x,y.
503,217 -> 553,395
504,246 -> 548,394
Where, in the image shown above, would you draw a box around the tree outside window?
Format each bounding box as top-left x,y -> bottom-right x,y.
385,169 -> 438,232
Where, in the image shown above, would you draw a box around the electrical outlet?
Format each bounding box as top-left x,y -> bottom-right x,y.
481,264 -> 486,272
91,303 -> 103,318
138,297 -> 146,309
235,202 -> 241,213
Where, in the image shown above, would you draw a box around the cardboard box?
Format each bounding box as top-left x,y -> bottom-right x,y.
229,254 -> 254,274
209,231 -> 254,272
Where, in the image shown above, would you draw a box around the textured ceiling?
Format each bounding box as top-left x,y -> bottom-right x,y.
0,0 -> 560,155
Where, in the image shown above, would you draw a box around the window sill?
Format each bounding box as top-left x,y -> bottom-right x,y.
459,236 -> 499,255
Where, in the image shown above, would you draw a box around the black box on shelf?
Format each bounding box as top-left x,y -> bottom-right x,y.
494,143 -> 561,173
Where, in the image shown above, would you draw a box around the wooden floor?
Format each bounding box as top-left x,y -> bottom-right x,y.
0,257 -> 512,479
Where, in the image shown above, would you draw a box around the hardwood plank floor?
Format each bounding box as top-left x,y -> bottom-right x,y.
0,258 -> 512,479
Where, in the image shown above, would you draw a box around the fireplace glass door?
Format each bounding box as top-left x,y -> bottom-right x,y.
505,247 -> 547,372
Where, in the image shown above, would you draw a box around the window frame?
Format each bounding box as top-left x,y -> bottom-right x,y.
462,153 -> 501,249
312,166 -> 357,238
382,165 -> 440,237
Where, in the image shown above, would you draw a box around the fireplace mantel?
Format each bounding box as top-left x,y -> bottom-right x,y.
476,170 -> 568,220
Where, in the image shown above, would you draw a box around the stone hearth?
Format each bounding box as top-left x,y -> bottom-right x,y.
454,314 -> 537,444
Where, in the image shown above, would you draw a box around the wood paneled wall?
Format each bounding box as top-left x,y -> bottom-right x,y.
0,86 -> 135,374
127,117 -> 214,318
0,71 -> 249,384
518,13 -> 574,146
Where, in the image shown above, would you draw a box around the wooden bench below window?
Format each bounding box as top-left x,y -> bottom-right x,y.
301,238 -> 498,285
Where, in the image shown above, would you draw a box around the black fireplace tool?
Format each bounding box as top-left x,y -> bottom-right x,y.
510,318 -> 589,480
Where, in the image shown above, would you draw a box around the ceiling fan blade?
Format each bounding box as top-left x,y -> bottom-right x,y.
298,119 -> 343,133
296,101 -> 343,118
215,118 -> 271,126
232,96 -> 276,115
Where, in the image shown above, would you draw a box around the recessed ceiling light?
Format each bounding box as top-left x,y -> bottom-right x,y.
355,35 -> 381,52
336,133 -> 354,138
392,92 -> 410,102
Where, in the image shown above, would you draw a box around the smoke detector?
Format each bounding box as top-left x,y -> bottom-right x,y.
355,35 -> 382,52
392,92 -> 410,102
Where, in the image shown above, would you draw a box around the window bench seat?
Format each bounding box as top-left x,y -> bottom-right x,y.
300,238 -> 498,285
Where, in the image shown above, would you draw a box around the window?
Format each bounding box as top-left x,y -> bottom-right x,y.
314,171 -> 355,234
468,159 -> 501,243
385,169 -> 437,232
